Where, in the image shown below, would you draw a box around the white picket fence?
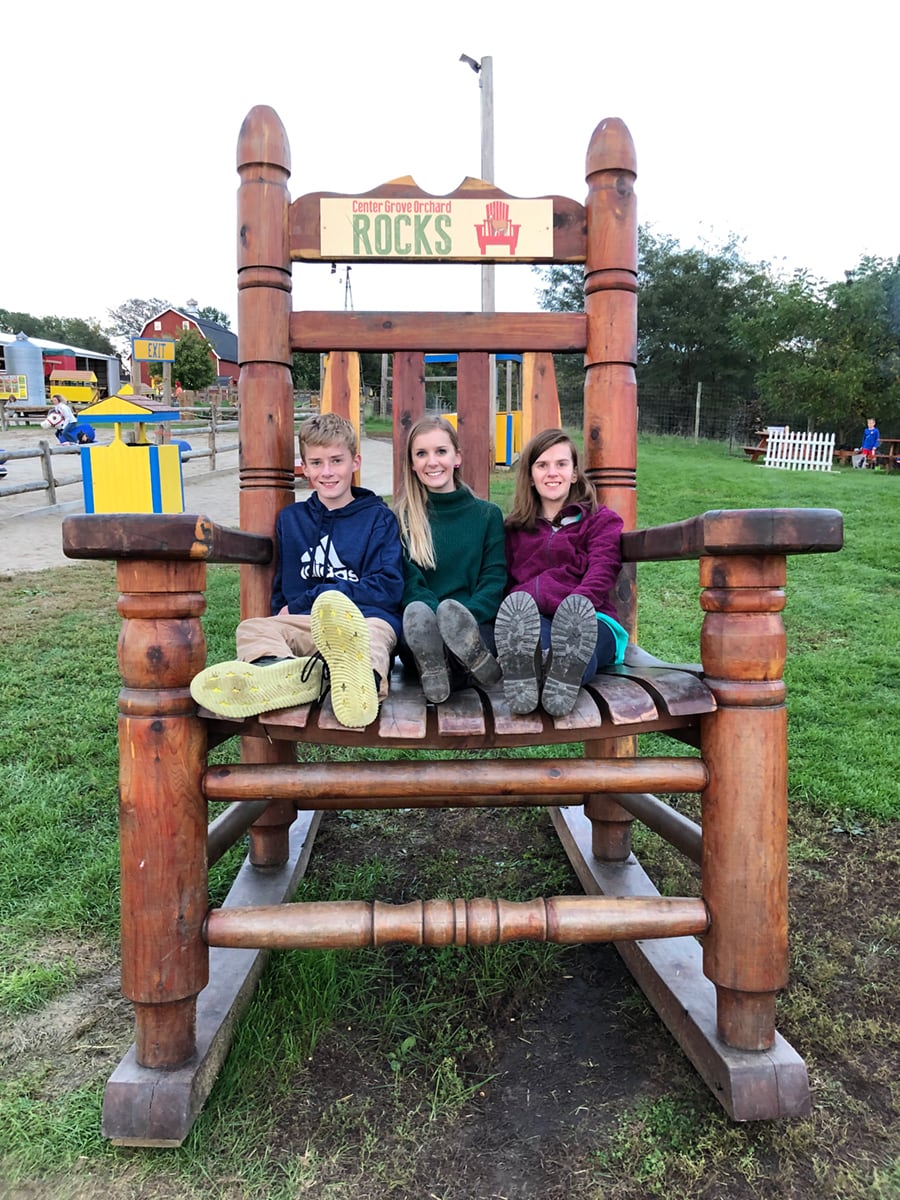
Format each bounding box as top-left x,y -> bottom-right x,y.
764,429 -> 835,472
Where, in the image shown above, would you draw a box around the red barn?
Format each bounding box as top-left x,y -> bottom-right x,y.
133,304 -> 239,389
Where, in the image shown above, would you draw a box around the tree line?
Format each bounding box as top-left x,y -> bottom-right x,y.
5,236 -> 899,440
538,230 -> 900,444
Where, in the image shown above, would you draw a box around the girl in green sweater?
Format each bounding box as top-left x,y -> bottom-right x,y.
394,416 -> 506,702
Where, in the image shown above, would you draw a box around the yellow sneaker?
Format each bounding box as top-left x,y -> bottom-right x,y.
310,590 -> 378,727
190,656 -> 324,719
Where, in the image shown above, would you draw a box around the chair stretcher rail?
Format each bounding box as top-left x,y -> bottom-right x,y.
204,895 -> 710,950
203,757 -> 710,804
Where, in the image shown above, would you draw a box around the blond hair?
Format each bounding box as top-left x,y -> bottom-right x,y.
394,416 -> 464,569
298,412 -> 358,460
505,429 -> 596,531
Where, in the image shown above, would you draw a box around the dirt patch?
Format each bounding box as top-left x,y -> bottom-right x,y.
257,809 -> 899,1200
0,428 -> 393,579
0,425 -> 241,577
3,804 -> 898,1200
0,939 -> 130,1101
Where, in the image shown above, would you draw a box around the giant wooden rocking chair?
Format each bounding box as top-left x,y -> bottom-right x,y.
63,106 -> 842,1146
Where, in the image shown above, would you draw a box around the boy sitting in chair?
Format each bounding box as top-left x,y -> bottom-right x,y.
190,413 -> 403,728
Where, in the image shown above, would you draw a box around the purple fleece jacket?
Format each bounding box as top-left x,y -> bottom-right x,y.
504,502 -> 623,619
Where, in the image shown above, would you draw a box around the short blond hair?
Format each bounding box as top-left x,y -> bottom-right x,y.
298,412 -> 358,460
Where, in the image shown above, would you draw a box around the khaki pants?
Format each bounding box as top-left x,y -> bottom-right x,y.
236,613 -> 397,700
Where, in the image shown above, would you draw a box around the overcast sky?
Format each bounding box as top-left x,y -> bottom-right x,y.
5,0 -> 897,333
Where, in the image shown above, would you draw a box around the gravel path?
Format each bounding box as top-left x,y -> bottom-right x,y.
0,429 -> 393,577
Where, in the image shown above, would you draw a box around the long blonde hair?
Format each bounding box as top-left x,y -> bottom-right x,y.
394,416 -> 464,569
505,429 -> 596,531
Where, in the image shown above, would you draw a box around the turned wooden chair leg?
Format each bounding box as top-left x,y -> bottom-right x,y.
117,560 -> 211,1068
244,738 -> 297,868
699,553 -> 789,1051
584,738 -> 636,861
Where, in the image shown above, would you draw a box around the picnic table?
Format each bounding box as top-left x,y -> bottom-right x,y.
874,436 -> 900,469
835,435 -> 900,469
742,431 -> 770,463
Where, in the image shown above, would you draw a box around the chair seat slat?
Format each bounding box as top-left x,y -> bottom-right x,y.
436,687 -> 487,736
584,673 -> 660,724
378,676 -> 429,739
606,665 -> 717,717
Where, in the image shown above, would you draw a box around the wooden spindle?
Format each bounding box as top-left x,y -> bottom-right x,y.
116,559 -> 209,1068
236,105 -> 299,867
699,552 -> 789,1050
205,894 -> 709,951
391,351 -> 426,499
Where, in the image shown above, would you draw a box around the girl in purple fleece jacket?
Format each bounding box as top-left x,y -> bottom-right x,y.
495,429 -> 628,717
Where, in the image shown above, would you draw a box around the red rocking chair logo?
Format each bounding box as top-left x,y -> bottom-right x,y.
475,200 -> 521,255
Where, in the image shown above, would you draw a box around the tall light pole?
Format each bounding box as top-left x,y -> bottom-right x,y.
460,53 -> 495,314
460,53 -> 497,446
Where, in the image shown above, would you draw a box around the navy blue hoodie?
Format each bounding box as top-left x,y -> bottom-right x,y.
271,487 -> 404,637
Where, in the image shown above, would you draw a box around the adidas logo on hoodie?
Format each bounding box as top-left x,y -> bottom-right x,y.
300,535 -> 360,583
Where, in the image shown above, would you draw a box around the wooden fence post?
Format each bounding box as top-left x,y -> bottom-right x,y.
39,439 -> 57,505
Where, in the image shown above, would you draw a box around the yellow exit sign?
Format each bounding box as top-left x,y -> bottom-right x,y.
132,338 -> 176,362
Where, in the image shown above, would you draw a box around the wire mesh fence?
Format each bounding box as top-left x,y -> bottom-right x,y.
560,381 -> 813,455
374,358 -> 825,457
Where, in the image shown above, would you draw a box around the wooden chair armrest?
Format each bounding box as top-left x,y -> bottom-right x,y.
623,643 -> 703,676
61,512 -> 273,566
621,507 -> 843,563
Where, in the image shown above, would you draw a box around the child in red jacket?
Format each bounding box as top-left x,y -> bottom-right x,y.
495,429 -> 627,717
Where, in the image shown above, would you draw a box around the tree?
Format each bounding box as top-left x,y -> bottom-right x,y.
536,264 -> 584,315
740,256 -> 900,440
537,233 -> 900,441
292,352 -> 321,390
534,265 -> 588,410
735,269 -> 836,425
289,352 -> 381,397
824,257 -> 900,434
172,328 -> 217,391
196,306 -> 230,328
106,298 -> 172,341
635,229 -> 773,394
536,230 -> 775,403
0,308 -> 115,356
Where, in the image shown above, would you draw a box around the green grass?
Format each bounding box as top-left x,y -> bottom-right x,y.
0,434 -> 897,1197
632,437 -> 900,819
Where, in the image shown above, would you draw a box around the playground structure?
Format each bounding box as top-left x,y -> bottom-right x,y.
76,395 -> 185,514
62,106 -> 842,1146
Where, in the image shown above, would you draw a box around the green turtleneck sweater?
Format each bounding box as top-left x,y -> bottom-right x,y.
402,486 -> 507,624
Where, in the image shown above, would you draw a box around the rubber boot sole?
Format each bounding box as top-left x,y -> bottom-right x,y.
494,591 -> 542,714
403,601 -> 450,703
310,590 -> 378,728
190,656 -> 324,719
542,593 -> 598,717
436,598 -> 501,686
